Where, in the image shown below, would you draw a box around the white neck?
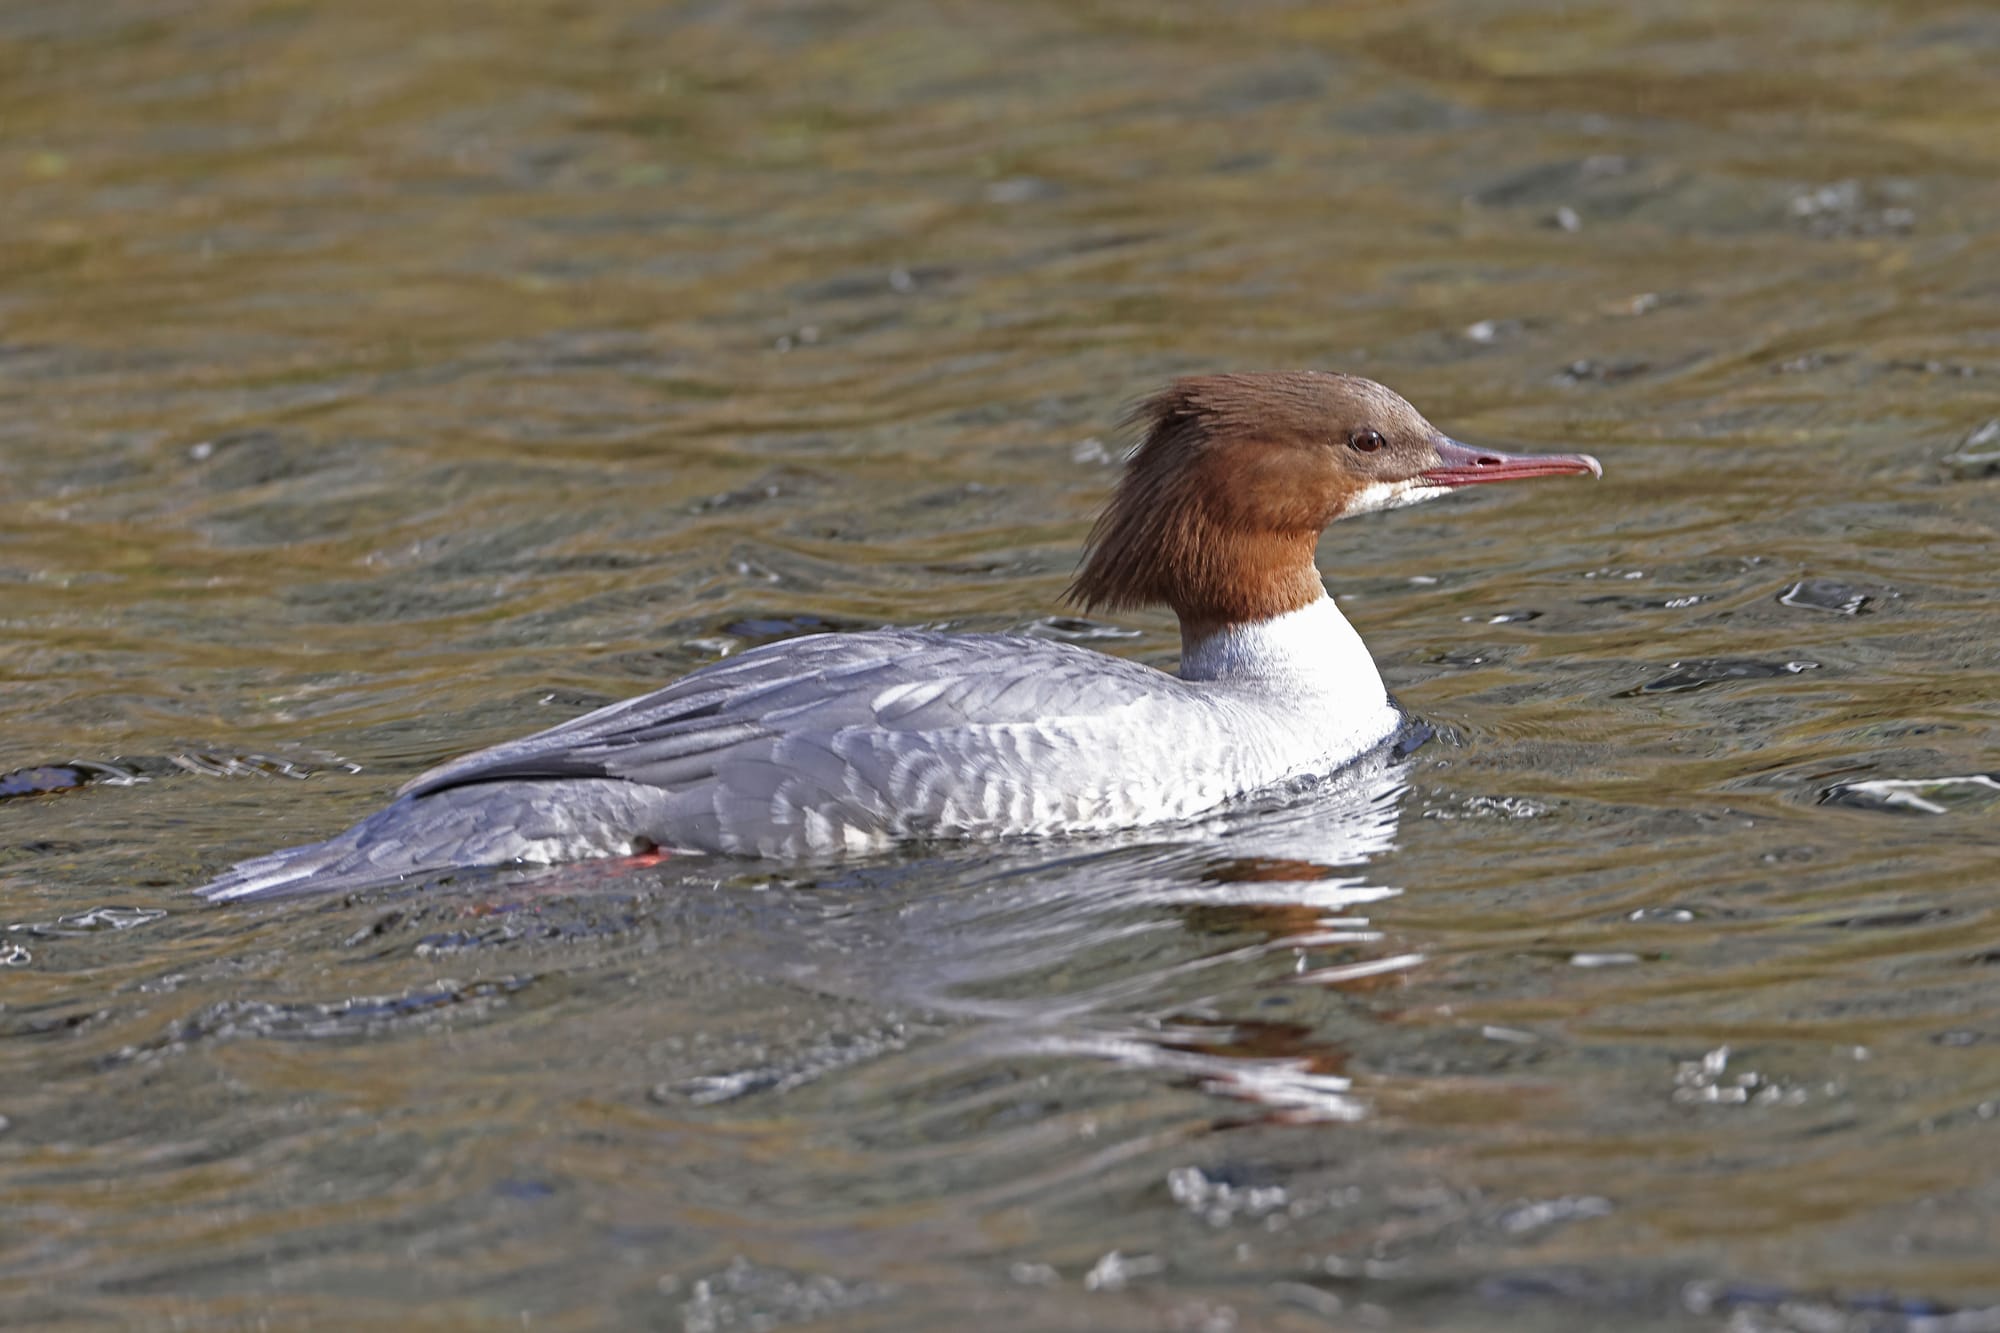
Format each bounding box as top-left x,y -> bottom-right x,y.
1177,593 -> 1384,693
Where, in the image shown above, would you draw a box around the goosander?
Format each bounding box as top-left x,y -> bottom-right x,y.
196,372 -> 1599,901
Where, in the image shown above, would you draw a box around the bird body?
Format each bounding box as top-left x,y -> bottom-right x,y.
197,372 -> 1599,901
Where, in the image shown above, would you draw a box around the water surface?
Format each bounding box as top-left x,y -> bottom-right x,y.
4,1 -> 1999,1328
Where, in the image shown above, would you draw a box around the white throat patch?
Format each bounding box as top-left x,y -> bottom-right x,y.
1344,479 -> 1452,517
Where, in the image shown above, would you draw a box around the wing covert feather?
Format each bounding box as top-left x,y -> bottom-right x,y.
398,631 -> 1181,802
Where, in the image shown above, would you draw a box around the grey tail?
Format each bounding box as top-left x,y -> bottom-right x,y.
193,778 -> 661,903
194,828 -> 402,903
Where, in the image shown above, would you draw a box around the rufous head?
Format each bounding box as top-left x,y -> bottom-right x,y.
1066,371 -> 1600,634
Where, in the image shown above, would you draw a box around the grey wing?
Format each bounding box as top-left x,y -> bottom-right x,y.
396,631 -> 1180,803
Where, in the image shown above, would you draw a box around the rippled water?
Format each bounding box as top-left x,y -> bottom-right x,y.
4,1 -> 1999,1328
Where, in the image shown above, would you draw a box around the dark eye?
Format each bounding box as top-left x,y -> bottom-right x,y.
1348,429 -> 1385,453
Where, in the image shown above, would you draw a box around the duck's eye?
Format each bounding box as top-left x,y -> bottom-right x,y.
1348,429 -> 1385,453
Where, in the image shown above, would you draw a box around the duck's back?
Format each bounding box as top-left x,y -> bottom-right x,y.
199,630 -> 1380,900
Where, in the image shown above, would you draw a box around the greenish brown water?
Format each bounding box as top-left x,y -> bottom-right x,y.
4,1 -> 1999,1328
